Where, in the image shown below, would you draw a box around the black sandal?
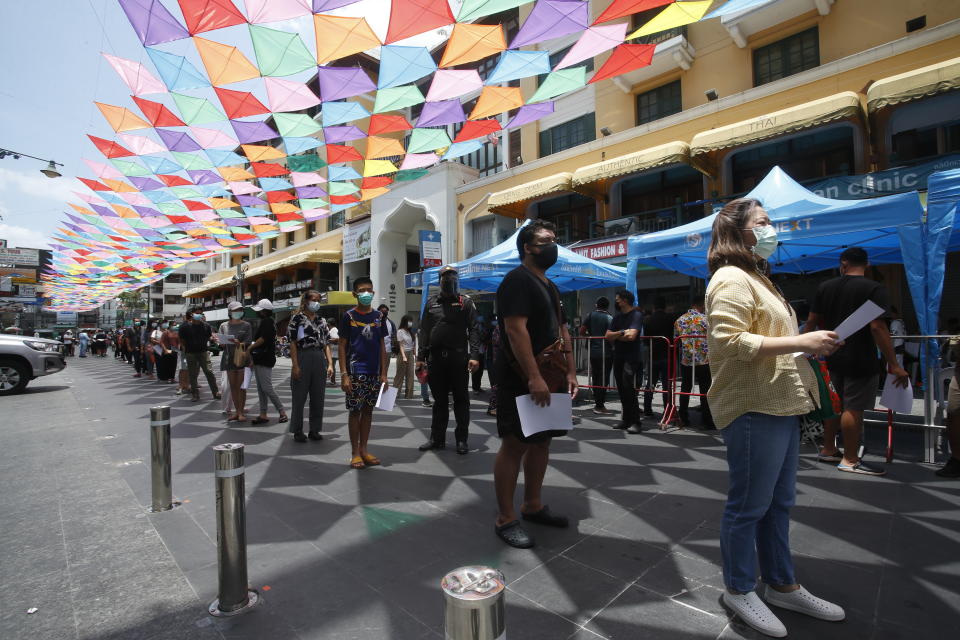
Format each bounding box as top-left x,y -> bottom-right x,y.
521,506 -> 569,528
495,520 -> 534,548
278,414 -> 288,423
251,417 -> 269,425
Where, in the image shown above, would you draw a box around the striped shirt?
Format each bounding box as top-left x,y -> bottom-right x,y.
706,266 -> 815,429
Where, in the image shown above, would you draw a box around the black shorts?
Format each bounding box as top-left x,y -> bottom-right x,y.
496,383 -> 564,444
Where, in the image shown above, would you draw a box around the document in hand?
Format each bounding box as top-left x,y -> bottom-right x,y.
832,300 -> 885,341
879,374 -> 913,414
214,333 -> 233,344
376,383 -> 398,411
515,393 -> 573,438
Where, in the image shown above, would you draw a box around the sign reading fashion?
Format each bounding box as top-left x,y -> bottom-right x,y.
419,230 -> 442,267
571,239 -> 628,261
342,220 -> 372,264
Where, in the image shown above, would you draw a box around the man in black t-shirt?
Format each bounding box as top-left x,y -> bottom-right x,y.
805,247 -> 908,476
493,220 -> 577,549
582,297 -> 613,414
179,306 -> 221,402
606,290 -> 644,432
642,297 -> 673,419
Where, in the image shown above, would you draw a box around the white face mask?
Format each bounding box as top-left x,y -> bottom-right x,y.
750,225 -> 778,260
307,301 -> 321,313
230,311 -> 243,320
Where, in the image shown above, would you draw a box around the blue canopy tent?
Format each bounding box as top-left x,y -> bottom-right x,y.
420,222 -> 628,311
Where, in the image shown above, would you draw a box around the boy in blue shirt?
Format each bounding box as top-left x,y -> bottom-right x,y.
339,276 -> 389,469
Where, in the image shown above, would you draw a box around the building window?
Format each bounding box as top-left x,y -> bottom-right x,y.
165,273 -> 187,284
286,231 -> 295,246
636,80 -> 681,126
268,238 -> 277,252
470,218 -> 495,256
328,211 -> 345,231
153,300 -> 163,312
730,126 -> 854,193
753,27 -> 819,87
539,113 -> 596,158
164,295 -> 181,305
189,273 -> 204,283
533,193 -> 595,244
617,165 -> 705,234
254,244 -> 263,258
309,222 -> 318,237
453,121 -> 502,177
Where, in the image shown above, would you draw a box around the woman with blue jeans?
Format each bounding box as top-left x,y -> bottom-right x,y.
706,198 -> 845,638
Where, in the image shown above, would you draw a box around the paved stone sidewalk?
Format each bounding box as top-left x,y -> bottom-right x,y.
2,356 -> 959,639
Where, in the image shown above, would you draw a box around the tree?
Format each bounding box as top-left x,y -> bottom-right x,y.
117,290 -> 146,315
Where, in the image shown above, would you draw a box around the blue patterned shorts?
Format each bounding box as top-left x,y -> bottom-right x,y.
346,373 -> 380,413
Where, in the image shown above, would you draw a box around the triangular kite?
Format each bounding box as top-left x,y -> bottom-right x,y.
171,92 -> 227,124
458,0 -> 534,22
102,53 -> 167,95
527,67 -> 587,103
365,136 -> 406,159
251,162 -> 289,178
248,24 -> 315,76
324,126 -> 367,144
317,67 -> 376,101
453,119 -> 501,143
214,87 -> 269,118
372,85 -> 424,114
594,0 -> 673,25
399,153 -> 438,170
588,44 -> 655,83
272,112 -> 322,137
440,23 -> 506,68
118,0 -> 189,45
193,36 -> 261,85
504,101 -> 554,128
241,144 -> 286,161
361,177 -> 392,190
510,0 -> 590,49
378,46 -> 438,89
407,128 -> 452,153
145,47 -> 210,90
484,50 -> 551,85
95,102 -> 153,131
556,23 -> 628,69
627,0 -> 713,39
385,0 -> 455,44
367,114 -> 413,135
326,145 -> 363,163
313,15 -> 381,65
189,126 -> 238,148
88,135 -> 135,159
416,99 -> 466,127
362,160 -> 397,177
287,155 -> 326,172
321,101 -> 370,126
426,70 -> 483,102
229,119 -> 278,143
244,0 -> 311,23
177,0 -> 247,34
132,96 -> 186,127
468,86 -> 523,120
328,165 -> 361,181
263,77 -> 320,112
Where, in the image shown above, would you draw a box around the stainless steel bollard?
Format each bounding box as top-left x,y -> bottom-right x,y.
149,406 -> 174,512
208,443 -> 259,616
924,365 -> 937,464
442,566 -> 506,640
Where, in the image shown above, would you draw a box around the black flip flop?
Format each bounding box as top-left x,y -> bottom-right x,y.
521,506 -> 569,528
495,520 -> 534,549
250,417 -> 269,425
278,415 -> 288,423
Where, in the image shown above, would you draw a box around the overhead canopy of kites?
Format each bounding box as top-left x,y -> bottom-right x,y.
43,0 -> 746,311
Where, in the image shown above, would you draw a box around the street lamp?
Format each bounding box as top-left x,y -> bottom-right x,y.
0,148 -> 64,178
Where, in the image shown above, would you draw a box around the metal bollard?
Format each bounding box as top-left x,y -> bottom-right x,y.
208,443 -> 259,617
148,406 -> 175,512
442,566 -> 506,640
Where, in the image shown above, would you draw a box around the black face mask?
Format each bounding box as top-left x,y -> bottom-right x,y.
440,277 -> 459,296
530,242 -> 558,269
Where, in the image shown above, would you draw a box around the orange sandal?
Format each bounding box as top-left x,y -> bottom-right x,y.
350,456 -> 365,469
361,453 -> 381,467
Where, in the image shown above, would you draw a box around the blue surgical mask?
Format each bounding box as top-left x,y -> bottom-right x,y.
230,311 -> 243,320
307,301 -> 321,313
195,313 -> 204,321
357,292 -> 374,306
751,225 -> 778,260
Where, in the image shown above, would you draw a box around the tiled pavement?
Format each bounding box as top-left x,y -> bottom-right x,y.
1,356 -> 959,640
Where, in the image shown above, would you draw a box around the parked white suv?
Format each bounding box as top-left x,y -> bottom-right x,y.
0,334 -> 66,395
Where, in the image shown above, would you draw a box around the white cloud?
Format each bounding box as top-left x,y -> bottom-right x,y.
0,223 -> 51,250
0,167 -> 75,204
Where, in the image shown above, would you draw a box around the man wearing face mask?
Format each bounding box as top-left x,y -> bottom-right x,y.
417,265 -> 481,455
179,306 -> 221,402
606,291 -> 644,432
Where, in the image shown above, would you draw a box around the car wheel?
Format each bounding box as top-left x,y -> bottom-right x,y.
0,359 -> 30,395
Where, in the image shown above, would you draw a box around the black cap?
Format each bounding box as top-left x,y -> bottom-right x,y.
439,265 -> 458,276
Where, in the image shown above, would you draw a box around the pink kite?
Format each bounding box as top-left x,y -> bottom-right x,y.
102,53 -> 167,95
263,77 -> 320,112
117,133 -> 168,155
290,171 -> 327,187
555,23 -> 627,69
399,153 -> 439,170
425,69 -> 483,102
188,126 -> 239,148
243,0 -> 311,23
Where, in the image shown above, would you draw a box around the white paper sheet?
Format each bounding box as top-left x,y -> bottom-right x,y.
515,393 -> 574,438
879,373 -> 913,413
833,300 -> 885,341
375,383 -> 398,411
214,333 -> 233,344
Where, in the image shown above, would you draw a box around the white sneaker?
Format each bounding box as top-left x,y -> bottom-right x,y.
762,584 -> 845,622
722,590 -> 787,638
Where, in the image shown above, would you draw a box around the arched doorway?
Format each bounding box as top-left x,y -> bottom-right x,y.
374,198 -> 439,319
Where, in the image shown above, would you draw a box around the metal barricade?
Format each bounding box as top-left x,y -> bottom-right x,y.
671,334 -> 710,430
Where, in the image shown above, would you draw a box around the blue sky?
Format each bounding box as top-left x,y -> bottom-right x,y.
0,1 -> 148,250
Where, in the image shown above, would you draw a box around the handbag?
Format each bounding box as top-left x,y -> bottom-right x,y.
800,356 -> 840,443
232,342 -> 249,368
504,276 -> 571,393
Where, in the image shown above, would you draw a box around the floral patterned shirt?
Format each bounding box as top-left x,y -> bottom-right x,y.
674,309 -> 709,367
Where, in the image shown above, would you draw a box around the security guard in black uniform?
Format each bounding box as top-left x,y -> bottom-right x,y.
417,266 -> 481,455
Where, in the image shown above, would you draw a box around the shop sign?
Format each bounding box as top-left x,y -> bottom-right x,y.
18,284 -> 37,298
419,230 -> 442,267
56,311 -> 77,325
807,154 -> 960,199
0,247 -> 40,266
571,238 -> 628,261
343,220 -> 371,263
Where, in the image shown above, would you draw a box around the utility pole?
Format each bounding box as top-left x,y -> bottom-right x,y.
235,263 -> 244,304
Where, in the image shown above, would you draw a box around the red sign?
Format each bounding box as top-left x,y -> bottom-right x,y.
572,239 -> 628,261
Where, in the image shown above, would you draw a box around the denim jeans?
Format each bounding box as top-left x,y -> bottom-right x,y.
720,412 -> 799,593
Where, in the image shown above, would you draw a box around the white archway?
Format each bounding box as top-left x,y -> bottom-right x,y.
373,198 -> 437,318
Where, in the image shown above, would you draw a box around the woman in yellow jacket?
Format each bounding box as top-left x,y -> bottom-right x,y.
706,198 -> 844,638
